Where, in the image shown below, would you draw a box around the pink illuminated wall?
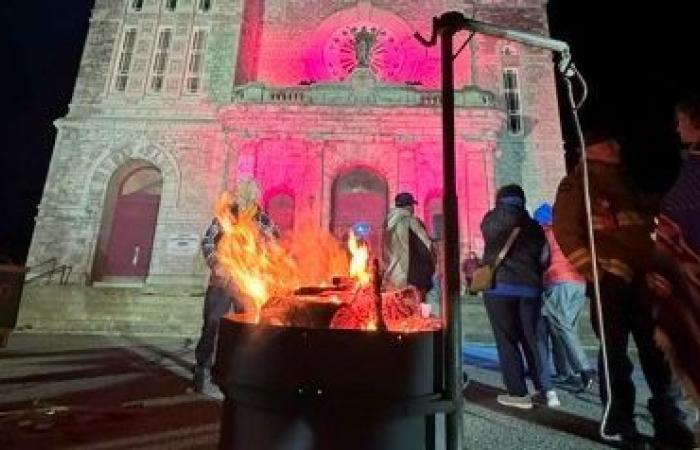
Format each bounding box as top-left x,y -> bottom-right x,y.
220,104 -> 502,256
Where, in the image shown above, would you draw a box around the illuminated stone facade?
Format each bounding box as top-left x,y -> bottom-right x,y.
28,0 -> 564,285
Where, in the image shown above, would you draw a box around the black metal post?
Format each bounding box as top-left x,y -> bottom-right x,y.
415,11 -> 466,450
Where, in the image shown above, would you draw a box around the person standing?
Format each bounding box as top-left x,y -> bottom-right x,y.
553,131 -> 694,447
534,202 -> 594,391
382,192 -> 435,299
480,184 -> 558,409
653,94 -> 700,445
193,178 -> 278,394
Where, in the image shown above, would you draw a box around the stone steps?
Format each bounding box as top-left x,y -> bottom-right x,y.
17,285 -> 204,336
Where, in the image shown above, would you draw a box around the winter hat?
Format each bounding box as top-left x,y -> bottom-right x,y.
533,202 -> 553,226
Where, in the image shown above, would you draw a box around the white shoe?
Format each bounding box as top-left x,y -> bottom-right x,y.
497,394 -> 533,409
533,390 -> 561,407
545,390 -> 560,407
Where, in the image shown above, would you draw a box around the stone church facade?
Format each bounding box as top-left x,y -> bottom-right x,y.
28,0 -> 565,286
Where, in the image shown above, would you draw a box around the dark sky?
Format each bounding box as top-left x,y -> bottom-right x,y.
0,1 -> 696,264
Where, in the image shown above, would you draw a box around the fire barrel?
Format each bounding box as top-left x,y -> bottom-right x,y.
213,315 -> 447,450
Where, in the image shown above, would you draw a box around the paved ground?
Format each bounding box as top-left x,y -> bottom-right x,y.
0,333 -> 696,449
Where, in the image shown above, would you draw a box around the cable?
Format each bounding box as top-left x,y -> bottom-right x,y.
562,64 -> 620,443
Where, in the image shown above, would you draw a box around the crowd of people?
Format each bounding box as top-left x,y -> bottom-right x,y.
191,93 -> 700,448
470,93 -> 700,448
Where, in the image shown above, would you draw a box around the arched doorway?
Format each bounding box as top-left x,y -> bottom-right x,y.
93,165 -> 162,281
331,168 -> 388,255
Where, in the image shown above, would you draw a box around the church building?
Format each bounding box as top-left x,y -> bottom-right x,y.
27,0 -> 565,286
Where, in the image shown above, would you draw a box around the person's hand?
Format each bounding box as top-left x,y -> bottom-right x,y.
646,272 -> 673,299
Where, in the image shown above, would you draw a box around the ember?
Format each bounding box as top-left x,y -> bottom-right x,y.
214,192 -> 440,332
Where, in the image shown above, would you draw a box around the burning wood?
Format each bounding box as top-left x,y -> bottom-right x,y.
214,192 -> 440,332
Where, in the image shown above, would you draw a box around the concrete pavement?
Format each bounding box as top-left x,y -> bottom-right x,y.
0,333 -> 696,449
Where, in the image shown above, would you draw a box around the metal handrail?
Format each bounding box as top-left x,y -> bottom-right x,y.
25,264 -> 72,285
27,257 -> 57,275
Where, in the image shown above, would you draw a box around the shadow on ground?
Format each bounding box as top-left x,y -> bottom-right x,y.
463,380 -> 604,445
0,340 -> 220,450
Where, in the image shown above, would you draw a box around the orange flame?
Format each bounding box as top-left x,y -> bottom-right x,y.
347,231 -> 371,287
214,192 -> 357,320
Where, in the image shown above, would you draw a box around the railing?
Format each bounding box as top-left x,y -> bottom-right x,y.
25,258 -> 72,285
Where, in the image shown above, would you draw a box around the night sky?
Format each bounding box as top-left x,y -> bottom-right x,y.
0,1 -> 696,264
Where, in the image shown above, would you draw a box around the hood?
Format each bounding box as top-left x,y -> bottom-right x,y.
386,207 -> 412,230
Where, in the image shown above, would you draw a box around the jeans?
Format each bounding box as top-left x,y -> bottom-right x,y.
543,282 -> 590,375
537,316 -> 570,377
194,283 -> 238,371
485,295 -> 551,396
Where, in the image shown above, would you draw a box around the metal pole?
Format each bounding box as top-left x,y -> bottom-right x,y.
415,11 -> 465,450
440,25 -> 463,450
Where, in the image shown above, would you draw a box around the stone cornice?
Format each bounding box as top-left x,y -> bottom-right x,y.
231,69 -> 501,109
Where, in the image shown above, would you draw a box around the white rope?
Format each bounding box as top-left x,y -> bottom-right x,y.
563,69 -> 620,442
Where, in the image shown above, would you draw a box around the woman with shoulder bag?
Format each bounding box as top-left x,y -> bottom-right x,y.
476,184 -> 558,409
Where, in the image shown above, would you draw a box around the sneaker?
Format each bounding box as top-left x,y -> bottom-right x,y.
601,421 -> 641,447
533,390 -> 561,407
546,390 -> 561,407
496,394 -> 533,409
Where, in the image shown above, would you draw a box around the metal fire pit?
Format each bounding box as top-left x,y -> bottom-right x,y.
213,314 -> 448,450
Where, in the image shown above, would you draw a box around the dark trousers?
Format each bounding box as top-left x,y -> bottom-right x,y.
590,274 -> 685,429
194,283 -> 235,371
485,296 -> 551,396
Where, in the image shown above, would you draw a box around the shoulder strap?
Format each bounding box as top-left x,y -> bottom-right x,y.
493,227 -> 521,269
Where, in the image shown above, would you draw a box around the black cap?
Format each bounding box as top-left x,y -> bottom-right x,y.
395,192 -> 418,207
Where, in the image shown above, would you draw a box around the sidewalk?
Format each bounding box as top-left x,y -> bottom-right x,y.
0,334 -> 695,449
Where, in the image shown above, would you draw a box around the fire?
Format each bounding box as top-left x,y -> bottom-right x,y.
347,231 -> 371,287
214,192 -> 370,319
214,193 -> 298,317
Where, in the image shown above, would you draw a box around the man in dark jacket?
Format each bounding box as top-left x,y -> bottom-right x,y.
553,132 -> 694,448
481,184 -> 557,409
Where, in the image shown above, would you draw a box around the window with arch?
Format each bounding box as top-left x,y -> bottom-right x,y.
265,192 -> 295,235
502,68 -> 523,135
165,0 -> 177,11
131,0 -> 144,11
184,28 -> 207,93
114,27 -> 137,92
149,28 -> 173,92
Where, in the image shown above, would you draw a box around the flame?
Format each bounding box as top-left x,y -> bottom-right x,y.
214,192 -> 353,320
347,231 -> 371,287
214,193 -> 298,318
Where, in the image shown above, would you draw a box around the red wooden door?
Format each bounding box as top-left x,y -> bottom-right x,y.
103,192 -> 160,277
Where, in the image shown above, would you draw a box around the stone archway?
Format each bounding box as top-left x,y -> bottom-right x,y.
330,167 -> 388,255
92,163 -> 163,281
